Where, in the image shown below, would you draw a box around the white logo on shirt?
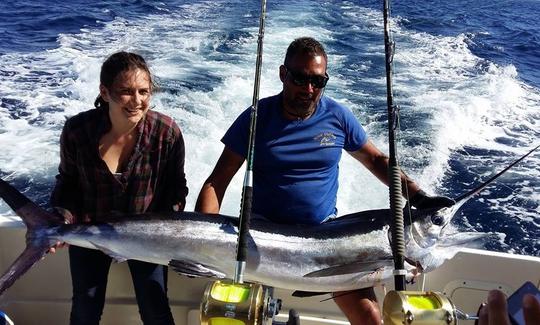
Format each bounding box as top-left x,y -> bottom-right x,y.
315,132 -> 336,146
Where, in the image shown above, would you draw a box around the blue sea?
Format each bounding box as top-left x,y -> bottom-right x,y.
0,0 -> 538,256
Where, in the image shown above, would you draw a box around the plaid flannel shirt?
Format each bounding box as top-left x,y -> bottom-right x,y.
51,108 -> 188,222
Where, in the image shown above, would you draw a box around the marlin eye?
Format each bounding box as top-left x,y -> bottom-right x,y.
431,215 -> 444,226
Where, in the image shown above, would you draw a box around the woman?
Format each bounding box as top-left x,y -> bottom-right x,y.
51,51 -> 188,325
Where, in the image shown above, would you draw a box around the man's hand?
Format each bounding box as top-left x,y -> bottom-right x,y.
523,294 -> 540,325
478,290 -> 540,325
409,190 -> 455,209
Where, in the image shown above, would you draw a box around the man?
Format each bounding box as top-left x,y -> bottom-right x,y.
195,37 -> 453,325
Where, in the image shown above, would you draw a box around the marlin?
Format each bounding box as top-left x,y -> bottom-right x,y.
0,145 -> 537,297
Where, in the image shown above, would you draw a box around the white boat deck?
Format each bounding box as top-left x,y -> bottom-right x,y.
1,217 -> 539,324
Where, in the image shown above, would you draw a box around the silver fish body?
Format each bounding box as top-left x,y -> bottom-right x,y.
39,210 -> 446,292
0,178 -> 489,296
3,145 -> 536,296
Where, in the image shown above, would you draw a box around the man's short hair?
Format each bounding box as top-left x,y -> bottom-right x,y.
284,37 -> 327,66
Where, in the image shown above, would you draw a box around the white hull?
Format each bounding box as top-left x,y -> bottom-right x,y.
1,219 -> 539,324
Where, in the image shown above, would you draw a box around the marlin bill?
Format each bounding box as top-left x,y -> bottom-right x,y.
0,177 -> 491,297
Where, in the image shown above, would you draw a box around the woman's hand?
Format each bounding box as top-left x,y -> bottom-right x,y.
173,201 -> 185,212
48,241 -> 68,254
47,207 -> 75,254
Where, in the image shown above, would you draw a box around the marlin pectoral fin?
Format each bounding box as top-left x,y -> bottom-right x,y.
291,290 -> 330,298
303,258 -> 394,278
168,260 -> 226,278
90,242 -> 128,263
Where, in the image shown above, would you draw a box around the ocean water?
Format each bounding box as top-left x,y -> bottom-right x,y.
0,0 -> 538,256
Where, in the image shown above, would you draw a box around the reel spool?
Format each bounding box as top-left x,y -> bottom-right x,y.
383,291 -> 457,325
200,280 -> 280,325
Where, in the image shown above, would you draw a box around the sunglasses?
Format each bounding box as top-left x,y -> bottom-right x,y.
285,66 -> 329,89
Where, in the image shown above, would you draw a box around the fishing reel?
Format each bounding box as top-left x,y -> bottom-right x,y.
383,290 -> 479,324
200,280 -> 284,325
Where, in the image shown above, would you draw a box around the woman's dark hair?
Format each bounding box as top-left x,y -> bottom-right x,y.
284,37 -> 327,67
94,51 -> 153,109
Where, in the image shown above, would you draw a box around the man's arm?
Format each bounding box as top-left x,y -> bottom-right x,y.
195,147 -> 245,213
347,140 -> 454,209
347,140 -> 421,197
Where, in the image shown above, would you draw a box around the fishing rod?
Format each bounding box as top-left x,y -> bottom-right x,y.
381,2 -> 482,324
382,0 -> 407,291
235,0 -> 267,285
201,1 -> 291,324
380,2 -> 460,323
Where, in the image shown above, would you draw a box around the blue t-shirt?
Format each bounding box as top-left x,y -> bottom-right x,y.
222,93 -> 368,225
